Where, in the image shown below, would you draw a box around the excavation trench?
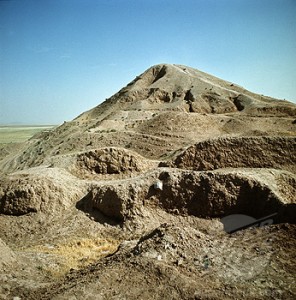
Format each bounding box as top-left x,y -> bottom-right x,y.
151,172 -> 295,225
77,169 -> 296,231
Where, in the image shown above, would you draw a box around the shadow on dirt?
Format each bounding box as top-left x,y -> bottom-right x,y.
76,192 -> 121,226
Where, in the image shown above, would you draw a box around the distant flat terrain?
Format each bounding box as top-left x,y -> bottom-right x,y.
0,125 -> 55,143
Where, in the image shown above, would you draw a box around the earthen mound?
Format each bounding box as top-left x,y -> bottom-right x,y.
0,168 -> 84,215
1,64 -> 296,299
164,136 -> 296,172
1,64 -> 295,173
104,64 -> 296,116
74,147 -> 150,178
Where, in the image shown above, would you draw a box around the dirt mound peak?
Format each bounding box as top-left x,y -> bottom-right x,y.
74,63 -> 295,125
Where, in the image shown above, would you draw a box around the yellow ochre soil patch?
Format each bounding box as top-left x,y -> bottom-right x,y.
19,238 -> 119,278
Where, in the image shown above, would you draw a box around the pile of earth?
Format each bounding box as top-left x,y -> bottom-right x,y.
0,64 -> 295,299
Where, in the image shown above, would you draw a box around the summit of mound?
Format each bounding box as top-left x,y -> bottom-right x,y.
77,63 -> 296,121
1,64 -> 295,173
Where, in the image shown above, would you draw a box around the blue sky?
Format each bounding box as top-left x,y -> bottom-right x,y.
0,0 -> 295,124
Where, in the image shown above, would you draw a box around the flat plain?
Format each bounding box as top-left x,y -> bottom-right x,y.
0,125 -> 55,144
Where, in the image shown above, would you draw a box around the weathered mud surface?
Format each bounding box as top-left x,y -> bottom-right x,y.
0,64 -> 295,299
165,136 -> 296,173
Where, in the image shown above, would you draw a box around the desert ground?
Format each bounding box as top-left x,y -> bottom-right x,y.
0,64 -> 295,299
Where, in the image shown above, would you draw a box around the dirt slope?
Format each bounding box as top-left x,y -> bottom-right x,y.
0,64 -> 295,299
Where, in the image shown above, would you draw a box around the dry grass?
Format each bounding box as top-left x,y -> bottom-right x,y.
20,238 -> 120,278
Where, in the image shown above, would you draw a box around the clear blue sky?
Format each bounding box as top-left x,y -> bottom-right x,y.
1,0 -> 295,124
